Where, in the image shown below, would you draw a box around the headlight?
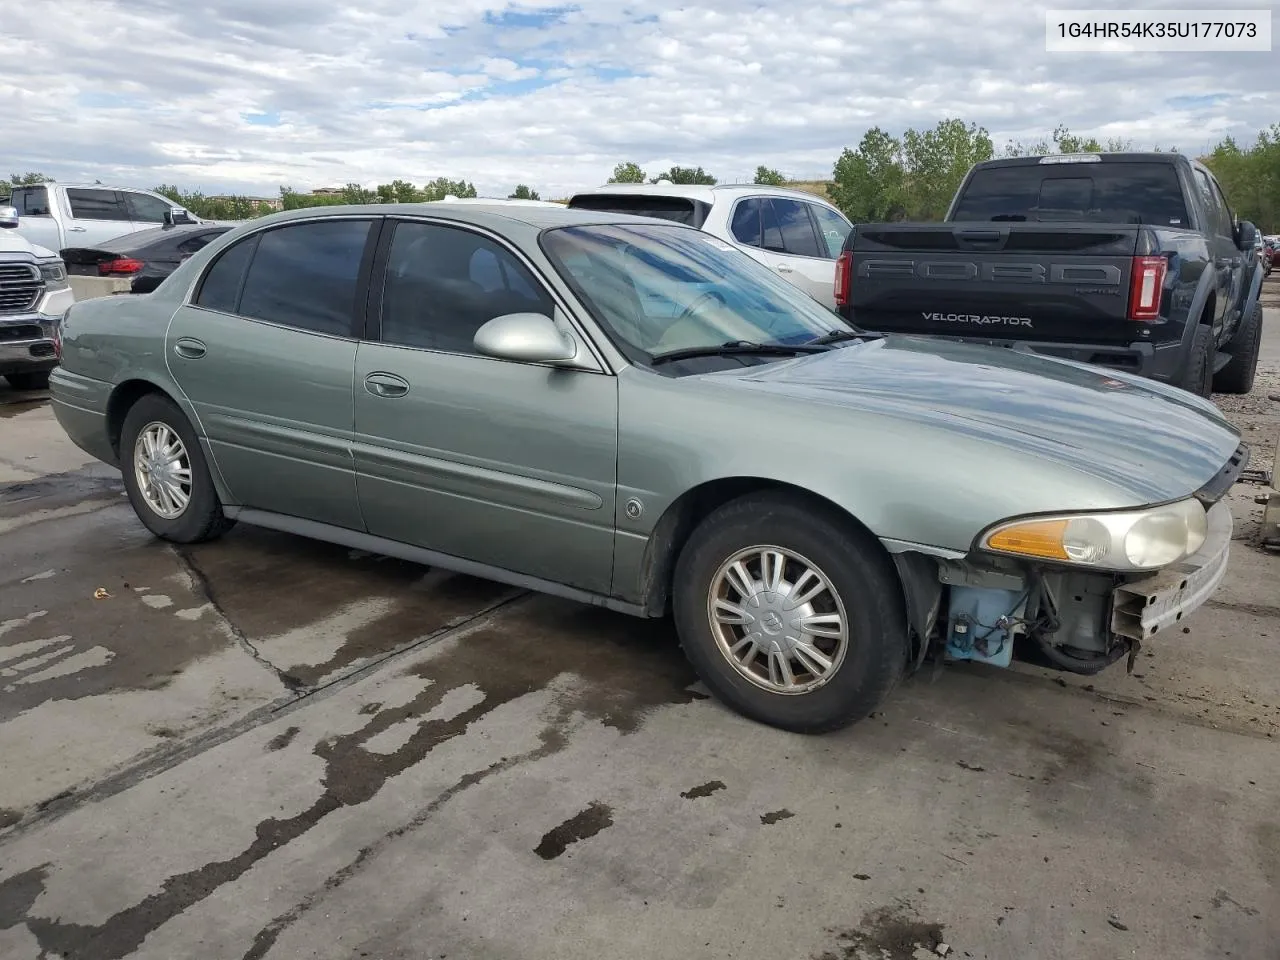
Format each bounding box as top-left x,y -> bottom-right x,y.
980,498 -> 1207,571
39,260 -> 69,289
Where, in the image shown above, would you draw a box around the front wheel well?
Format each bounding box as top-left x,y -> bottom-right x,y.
637,477 -> 899,618
106,379 -> 175,458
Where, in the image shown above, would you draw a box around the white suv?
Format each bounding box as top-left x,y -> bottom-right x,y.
566,183 -> 853,308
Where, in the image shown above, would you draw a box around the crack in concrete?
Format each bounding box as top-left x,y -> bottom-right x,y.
172,546 -> 306,695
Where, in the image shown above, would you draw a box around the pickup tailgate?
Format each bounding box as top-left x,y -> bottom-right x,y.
847,223 -> 1142,344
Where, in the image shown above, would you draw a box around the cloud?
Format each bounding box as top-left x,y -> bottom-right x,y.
3,0 -> 1276,198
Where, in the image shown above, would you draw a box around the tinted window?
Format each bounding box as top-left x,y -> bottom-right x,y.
1208,177 -> 1235,238
567,194 -> 699,225
809,203 -> 852,258
67,189 -> 131,222
11,186 -> 51,216
771,199 -> 824,258
951,162 -> 1189,226
730,198 -> 762,246
125,191 -> 174,223
380,221 -> 554,354
237,220 -> 372,336
178,231 -> 225,255
194,235 -> 258,314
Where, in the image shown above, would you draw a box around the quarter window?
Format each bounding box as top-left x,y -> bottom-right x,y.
194,235 -> 258,314
67,188 -> 131,222
237,219 -> 373,336
379,221 -> 554,355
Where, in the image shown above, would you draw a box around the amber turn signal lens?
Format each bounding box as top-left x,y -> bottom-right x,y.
985,519 -> 1070,560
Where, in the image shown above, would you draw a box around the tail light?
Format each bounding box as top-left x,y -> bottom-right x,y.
834,250 -> 853,308
99,258 -> 144,275
1127,255 -> 1167,322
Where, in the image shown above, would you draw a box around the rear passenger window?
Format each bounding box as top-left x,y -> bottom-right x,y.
11,186 -> 51,217
67,189 -> 131,221
380,221 -> 554,355
238,220 -> 373,336
195,235 -> 258,314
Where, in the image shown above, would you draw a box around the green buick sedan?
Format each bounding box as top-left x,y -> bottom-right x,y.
49,202 -> 1247,732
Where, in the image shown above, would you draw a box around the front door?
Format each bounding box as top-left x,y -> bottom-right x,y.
166,217 -> 378,530
352,217 -> 619,593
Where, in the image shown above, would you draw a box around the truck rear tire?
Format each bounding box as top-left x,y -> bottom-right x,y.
1212,302 -> 1262,395
1179,325 -> 1214,398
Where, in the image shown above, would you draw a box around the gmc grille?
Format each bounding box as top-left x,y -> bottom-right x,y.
0,263 -> 42,314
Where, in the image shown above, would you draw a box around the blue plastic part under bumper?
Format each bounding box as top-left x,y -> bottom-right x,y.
944,585 -> 1025,668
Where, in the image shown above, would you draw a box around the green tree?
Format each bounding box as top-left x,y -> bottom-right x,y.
650,165 -> 717,185
753,166 -> 786,186
509,184 -> 541,200
1202,124 -> 1280,233
900,119 -> 994,219
829,127 -> 906,221
608,161 -> 646,183
422,177 -> 477,201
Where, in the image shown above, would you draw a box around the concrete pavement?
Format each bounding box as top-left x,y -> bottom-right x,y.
1,301 -> 1278,960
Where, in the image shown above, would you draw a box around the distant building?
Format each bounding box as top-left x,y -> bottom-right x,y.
208,195 -> 282,210
310,187 -> 344,197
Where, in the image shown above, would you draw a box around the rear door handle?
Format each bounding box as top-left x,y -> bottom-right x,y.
173,337 -> 206,359
775,263 -> 795,273
67,226 -> 87,233
364,372 -> 409,398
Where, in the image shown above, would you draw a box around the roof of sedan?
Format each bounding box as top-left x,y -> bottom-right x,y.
254,200 -> 672,231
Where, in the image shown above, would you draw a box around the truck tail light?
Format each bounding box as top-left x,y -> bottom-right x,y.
834,250 -> 853,308
99,258 -> 144,275
1127,255 -> 1167,322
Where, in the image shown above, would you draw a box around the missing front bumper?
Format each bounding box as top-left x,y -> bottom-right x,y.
1110,499 -> 1233,642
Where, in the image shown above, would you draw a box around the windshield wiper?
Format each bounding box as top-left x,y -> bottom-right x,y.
649,340 -> 831,366
806,328 -> 880,346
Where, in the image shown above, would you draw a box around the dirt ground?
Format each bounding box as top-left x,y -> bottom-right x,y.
1,295 -> 1278,960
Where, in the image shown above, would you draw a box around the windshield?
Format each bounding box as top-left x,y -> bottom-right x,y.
540,222 -> 849,366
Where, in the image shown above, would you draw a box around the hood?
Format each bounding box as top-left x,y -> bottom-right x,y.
706,335 -> 1242,504
0,230 -> 55,259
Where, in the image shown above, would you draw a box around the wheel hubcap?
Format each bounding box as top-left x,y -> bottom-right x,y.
133,422 -> 192,519
706,546 -> 849,695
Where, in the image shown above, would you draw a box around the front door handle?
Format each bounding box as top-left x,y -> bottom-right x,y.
364,372 -> 409,398
173,337 -> 206,359
67,226 -> 87,233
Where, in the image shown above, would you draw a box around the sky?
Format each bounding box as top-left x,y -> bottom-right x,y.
4,0 -> 1276,199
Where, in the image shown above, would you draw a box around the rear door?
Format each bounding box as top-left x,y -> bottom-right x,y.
727,196 -> 840,306
63,188 -> 137,245
8,185 -> 62,252
167,216 -> 378,529
352,216 -> 618,592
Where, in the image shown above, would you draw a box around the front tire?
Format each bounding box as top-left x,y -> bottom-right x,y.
672,492 -> 907,733
120,393 -> 234,543
1212,301 -> 1262,395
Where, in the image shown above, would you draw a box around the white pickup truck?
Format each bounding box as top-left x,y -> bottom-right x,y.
7,182 -> 206,253
0,204 -> 74,390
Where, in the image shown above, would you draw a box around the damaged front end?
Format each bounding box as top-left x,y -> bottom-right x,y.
895,491 -> 1236,679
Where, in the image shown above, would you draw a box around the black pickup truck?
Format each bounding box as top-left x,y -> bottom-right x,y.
836,153 -> 1266,396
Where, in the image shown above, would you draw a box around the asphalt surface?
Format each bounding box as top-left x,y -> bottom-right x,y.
2,298 -> 1279,960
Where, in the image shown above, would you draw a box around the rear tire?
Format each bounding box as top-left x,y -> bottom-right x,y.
5,371 -> 50,391
1212,302 -> 1262,395
1178,324 -> 1214,398
671,492 -> 907,734
120,393 -> 234,544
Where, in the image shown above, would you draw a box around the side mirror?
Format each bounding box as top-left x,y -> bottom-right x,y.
1236,220 -> 1258,251
0,205 -> 18,229
473,312 -> 579,365
165,206 -> 194,226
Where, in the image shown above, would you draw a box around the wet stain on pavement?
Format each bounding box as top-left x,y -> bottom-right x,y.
817,903 -> 947,960
265,727 -> 300,752
680,780 -> 726,800
18,595 -> 699,959
0,808 -> 20,830
0,865 -> 48,930
0,400 -> 44,420
534,802 -> 615,860
760,809 -> 795,825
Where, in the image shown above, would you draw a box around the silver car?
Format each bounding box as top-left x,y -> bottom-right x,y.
49,202 -> 1246,732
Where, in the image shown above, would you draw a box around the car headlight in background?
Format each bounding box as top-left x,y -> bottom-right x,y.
980,498 -> 1208,572
39,259 -> 70,290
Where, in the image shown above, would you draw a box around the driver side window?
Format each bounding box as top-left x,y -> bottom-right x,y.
379,221 -> 555,355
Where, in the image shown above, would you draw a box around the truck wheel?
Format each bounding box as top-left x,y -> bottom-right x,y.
1178,325 -> 1214,398
671,491 -> 907,733
120,393 -> 235,544
1212,302 -> 1262,395
5,371 -> 50,391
